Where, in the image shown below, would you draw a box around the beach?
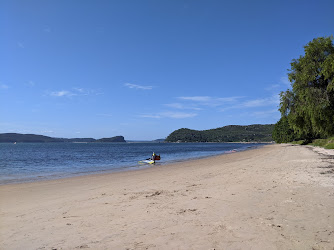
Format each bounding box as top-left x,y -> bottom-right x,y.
0,144 -> 333,249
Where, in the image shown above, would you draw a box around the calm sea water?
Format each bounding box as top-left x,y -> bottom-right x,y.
0,142 -> 265,184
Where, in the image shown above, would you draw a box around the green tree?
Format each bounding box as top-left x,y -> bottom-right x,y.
279,37 -> 334,140
272,117 -> 297,143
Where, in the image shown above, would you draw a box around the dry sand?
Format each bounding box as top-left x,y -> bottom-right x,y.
1,144 -> 334,250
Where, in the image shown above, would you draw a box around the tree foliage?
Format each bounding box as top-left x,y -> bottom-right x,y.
272,117 -> 297,143
278,37 -> 334,141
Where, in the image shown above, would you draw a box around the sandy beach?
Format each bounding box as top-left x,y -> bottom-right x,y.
1,144 -> 333,249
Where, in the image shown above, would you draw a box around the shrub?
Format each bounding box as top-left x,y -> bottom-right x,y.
325,143 -> 334,149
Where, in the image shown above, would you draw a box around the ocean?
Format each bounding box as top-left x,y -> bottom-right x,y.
0,142 -> 266,184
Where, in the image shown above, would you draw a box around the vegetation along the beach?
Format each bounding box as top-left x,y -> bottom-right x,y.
273,36 -> 334,146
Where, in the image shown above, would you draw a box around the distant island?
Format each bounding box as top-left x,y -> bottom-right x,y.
165,124 -> 274,142
0,133 -> 126,143
96,136 -> 126,143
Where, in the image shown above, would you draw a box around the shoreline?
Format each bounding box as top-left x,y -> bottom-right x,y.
0,143 -> 267,186
0,144 -> 260,187
1,144 -> 333,249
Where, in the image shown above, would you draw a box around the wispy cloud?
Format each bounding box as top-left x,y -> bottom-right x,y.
140,111 -> 197,119
251,109 -> 279,118
162,112 -> 197,119
26,81 -> 36,87
178,96 -> 242,107
265,76 -> 291,92
243,95 -> 279,108
50,90 -> 76,97
164,103 -> 202,110
73,87 -> 104,95
172,94 -> 280,114
179,96 -> 241,102
280,76 -> 290,87
48,88 -> 103,97
179,96 -> 212,102
265,84 -> 280,91
0,84 -> 9,89
74,87 -> 84,93
140,114 -> 162,119
220,94 -> 280,112
124,83 -> 153,90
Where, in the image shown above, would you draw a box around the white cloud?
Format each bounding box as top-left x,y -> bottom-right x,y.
243,99 -> 268,108
179,96 -> 241,102
242,95 -> 279,108
162,112 -> 197,119
50,90 -> 76,97
73,88 -> 102,96
218,97 -> 243,102
73,87 -> 84,93
124,83 -> 153,90
179,96 -> 212,102
251,109 -> 279,118
178,96 -> 242,107
280,76 -> 290,87
164,103 -> 202,110
140,114 -> 162,119
26,81 -> 35,87
265,84 -> 280,91
48,88 -> 102,97
0,84 -> 9,89
220,94 -> 280,112
140,111 -> 197,119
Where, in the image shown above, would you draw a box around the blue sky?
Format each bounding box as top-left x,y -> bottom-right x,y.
1,0 -> 333,140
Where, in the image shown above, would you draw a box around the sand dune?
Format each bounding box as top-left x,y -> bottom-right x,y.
1,144 -> 333,249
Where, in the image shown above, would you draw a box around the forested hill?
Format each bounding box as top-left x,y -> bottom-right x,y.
0,133 -> 126,143
165,124 -> 275,142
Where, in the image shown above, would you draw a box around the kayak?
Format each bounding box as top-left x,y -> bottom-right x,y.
138,154 -> 161,165
138,159 -> 155,164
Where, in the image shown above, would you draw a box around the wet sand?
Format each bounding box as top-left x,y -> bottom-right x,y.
0,144 -> 333,249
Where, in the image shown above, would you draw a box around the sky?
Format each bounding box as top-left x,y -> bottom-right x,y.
1,0 -> 333,140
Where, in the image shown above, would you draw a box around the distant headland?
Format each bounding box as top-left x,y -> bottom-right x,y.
165,124 -> 274,142
0,133 -> 126,143
1,124 -> 275,143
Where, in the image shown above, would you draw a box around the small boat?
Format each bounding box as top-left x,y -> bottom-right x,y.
138,154 -> 161,165
138,159 -> 155,164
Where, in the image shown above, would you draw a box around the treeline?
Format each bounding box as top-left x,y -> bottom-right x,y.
166,124 -> 274,142
0,133 -> 126,143
273,37 -> 334,143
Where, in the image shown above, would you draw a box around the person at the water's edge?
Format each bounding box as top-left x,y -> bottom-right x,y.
151,152 -> 156,163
